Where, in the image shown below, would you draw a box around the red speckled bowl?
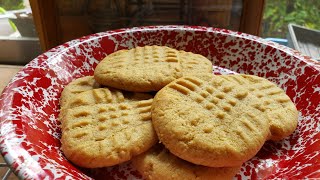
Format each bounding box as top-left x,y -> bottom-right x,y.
1,26 -> 320,179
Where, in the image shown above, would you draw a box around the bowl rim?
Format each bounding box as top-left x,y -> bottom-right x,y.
0,25 -> 320,179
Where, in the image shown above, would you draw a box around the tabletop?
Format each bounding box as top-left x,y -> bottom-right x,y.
0,65 -> 23,93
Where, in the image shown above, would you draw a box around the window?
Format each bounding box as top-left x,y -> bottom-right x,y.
262,0 -> 320,38
0,0 -> 41,65
262,0 -> 320,60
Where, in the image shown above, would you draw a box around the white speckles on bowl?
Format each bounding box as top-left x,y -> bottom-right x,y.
0,26 -> 319,179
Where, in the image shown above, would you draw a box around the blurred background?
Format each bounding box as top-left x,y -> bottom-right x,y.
0,0 -> 319,65
0,1 -> 319,179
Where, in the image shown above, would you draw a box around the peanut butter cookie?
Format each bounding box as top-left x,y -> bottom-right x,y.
152,75 -> 270,167
61,88 -> 157,168
94,46 -> 212,92
132,143 -> 240,180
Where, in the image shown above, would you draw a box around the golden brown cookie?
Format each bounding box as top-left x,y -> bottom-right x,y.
132,143 -> 240,180
59,76 -> 101,121
61,88 -> 157,168
152,75 -> 270,167
220,74 -> 298,141
60,76 -> 101,108
94,46 -> 212,92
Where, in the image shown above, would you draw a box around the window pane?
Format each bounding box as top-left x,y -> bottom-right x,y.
57,0 -> 243,42
262,0 -> 320,38
0,0 -> 41,65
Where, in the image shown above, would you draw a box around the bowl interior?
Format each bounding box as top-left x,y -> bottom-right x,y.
1,26 -> 320,179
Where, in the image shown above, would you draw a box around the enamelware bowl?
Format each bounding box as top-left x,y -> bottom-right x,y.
1,25 -> 319,179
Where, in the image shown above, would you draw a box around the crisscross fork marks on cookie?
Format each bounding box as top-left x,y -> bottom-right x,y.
64,96 -> 153,131
169,76 -> 268,145
152,75 -> 271,167
107,56 -> 126,67
60,76 -> 101,107
69,76 -> 99,89
104,49 -> 129,66
168,76 -> 249,121
62,88 -> 154,130
64,119 -> 156,167
221,75 -> 246,85
71,121 -> 152,143
202,82 -> 267,142
220,74 -> 298,141
107,46 -> 180,68
165,48 -> 179,63
236,111 -> 268,144
254,83 -> 291,105
94,46 -> 212,92
75,78 -> 93,86
223,75 -> 293,109
69,120 -> 153,148
136,99 -> 153,121
219,76 -> 271,113
68,88 -> 125,108
130,46 -> 180,65
62,98 -> 156,168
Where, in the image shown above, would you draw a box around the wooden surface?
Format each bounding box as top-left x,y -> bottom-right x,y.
30,0 -> 265,51
29,0 -> 61,51
0,65 -> 21,179
0,156 -> 18,180
239,0 -> 265,36
0,65 -> 23,93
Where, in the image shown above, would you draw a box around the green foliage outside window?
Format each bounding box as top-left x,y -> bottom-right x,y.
0,0 -> 24,10
262,0 -> 320,38
0,7 -> 17,31
0,0 -> 24,32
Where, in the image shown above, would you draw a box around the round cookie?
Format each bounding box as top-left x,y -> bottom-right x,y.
221,74 -> 298,141
59,76 -> 101,121
152,75 -> 271,167
61,88 -> 157,168
94,46 -> 212,92
132,143 -> 240,180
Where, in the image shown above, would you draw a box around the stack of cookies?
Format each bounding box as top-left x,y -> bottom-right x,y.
59,46 -> 298,180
